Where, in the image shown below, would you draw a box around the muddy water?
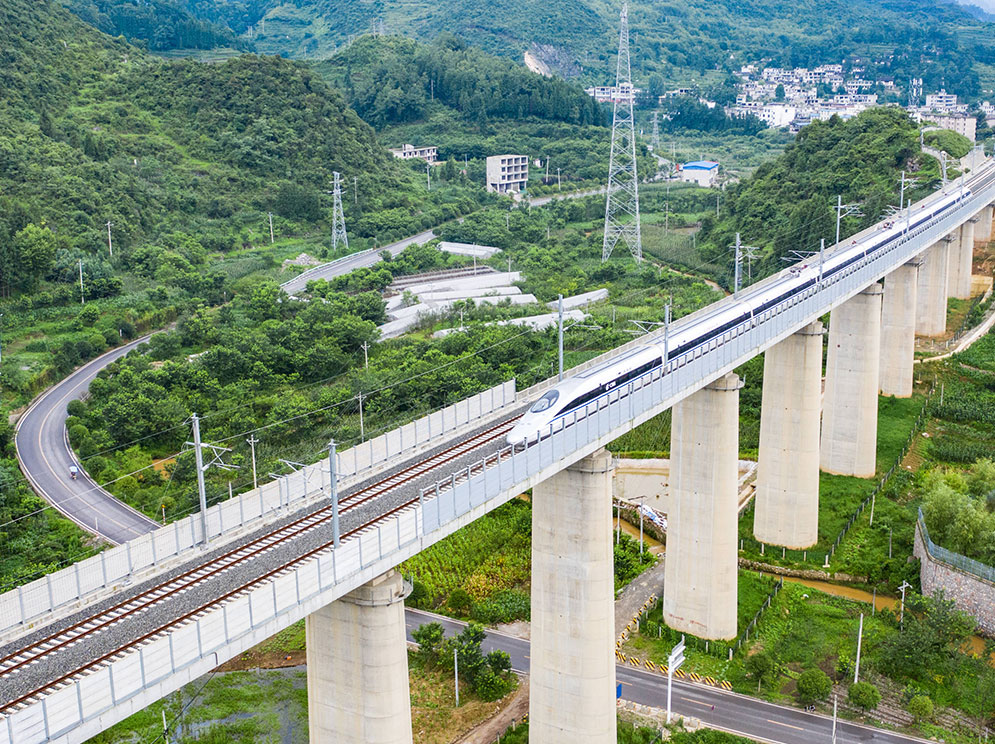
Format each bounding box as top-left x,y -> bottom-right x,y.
615,517 -> 666,555
764,573 -> 992,659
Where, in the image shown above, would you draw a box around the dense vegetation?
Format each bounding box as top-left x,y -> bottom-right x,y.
0,0 -> 486,294
150,0 -> 995,100
317,35 -> 603,129
63,0 -> 248,51
697,108 -> 949,287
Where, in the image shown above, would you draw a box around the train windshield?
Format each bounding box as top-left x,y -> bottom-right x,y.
530,390 -> 560,413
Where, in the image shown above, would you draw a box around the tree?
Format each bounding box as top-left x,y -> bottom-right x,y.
411,622 -> 445,663
797,669 -> 832,704
775,83 -> 785,101
878,591 -> 976,680
907,695 -> 933,723
8,223 -> 59,291
448,587 -> 472,615
745,650 -> 777,689
848,681 -> 881,712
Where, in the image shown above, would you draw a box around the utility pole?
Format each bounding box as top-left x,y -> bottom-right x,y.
268,212 -> 274,244
831,696 -> 838,744
557,167 -> 561,190
0,313 -> 4,373
854,612 -> 864,683
716,192 -> 720,218
557,294 -> 564,381
330,171 -> 349,254
835,195 -> 864,245
106,221 -> 113,257
79,259 -> 85,304
246,434 -> 259,489
191,413 -> 209,545
328,439 -> 340,548
734,234 -> 742,293
820,238 -> 826,284
602,2 -> 642,263
663,300 -> 672,365
731,234 -> 757,293
357,392 -> 366,441
353,175 -> 358,204
426,162 -> 431,191
454,646 -> 460,706
361,341 -> 369,370
898,580 -> 912,627
665,201 -> 669,232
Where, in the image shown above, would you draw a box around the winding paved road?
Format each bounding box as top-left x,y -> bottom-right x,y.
14,336 -> 160,545
406,609 -> 933,744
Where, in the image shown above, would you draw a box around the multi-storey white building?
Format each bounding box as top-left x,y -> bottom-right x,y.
389,144 -> 439,164
584,82 -> 642,105
486,155 -> 529,195
925,90 -> 960,112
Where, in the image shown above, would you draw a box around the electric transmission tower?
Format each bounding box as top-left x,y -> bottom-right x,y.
602,2 -> 642,263
330,171 -> 348,253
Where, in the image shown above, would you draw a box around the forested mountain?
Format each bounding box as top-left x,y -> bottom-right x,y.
0,0 -> 467,297
315,36 -> 604,129
696,107 -> 955,282
157,0 -> 995,99
62,0 -> 249,51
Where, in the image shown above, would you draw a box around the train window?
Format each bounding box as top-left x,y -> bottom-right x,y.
530,390 -> 560,413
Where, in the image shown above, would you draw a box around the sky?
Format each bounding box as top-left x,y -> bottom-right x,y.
954,0 -> 995,14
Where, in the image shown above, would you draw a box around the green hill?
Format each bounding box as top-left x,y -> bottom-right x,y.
161,0 -> 995,99
0,0 -> 475,293
61,0 -> 249,52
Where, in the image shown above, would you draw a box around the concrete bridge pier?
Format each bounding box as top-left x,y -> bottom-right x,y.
306,569 -> 413,744
530,448 -> 616,744
915,239 -> 950,337
754,322 -> 823,548
977,205 -> 993,246
821,284 -> 883,477
988,204 -> 995,242
947,224 -> 972,300
880,262 -> 919,398
664,372 -> 741,640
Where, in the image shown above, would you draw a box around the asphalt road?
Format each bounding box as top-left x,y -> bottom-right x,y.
280,187 -> 606,295
280,229 -> 436,295
14,335 -> 160,545
405,609 -> 931,744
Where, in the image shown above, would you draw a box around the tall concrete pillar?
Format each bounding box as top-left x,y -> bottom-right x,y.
821,284 -> 883,478
664,373 -> 741,640
915,240 -> 949,337
947,226 -> 972,300
989,205 -> 995,242
531,449 -> 616,744
306,570 -> 413,744
754,323 -> 823,549
880,262 -> 919,397
977,206 -> 993,246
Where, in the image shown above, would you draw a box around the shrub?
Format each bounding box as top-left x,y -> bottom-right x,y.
797,669 -> 832,704
448,588 -> 472,615
848,681 -> 880,711
907,695 -> 933,722
66,400 -> 86,418
469,589 -> 530,624
411,622 -> 444,663
745,650 -> 776,687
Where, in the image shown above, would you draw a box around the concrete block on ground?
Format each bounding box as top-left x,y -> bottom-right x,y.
547,289 -> 610,311
821,284 -> 883,478
664,373 -> 741,640
306,570 -> 412,744
915,240 -> 949,337
755,322 -> 823,548
530,449 -> 616,744
880,263 -> 918,397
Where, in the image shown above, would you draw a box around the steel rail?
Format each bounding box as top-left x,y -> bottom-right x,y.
0,416 -> 517,690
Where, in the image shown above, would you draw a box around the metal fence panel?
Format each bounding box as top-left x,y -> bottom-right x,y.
42,684 -> 80,739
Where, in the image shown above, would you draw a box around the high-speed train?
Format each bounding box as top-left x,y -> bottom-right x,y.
506,184 -> 976,446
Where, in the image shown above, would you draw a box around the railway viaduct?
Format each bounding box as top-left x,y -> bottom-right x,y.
2,159 -> 995,744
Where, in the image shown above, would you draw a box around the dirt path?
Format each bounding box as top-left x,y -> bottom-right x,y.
454,678 -> 529,744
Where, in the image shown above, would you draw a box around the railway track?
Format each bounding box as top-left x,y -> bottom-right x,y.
0,414 -> 519,714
